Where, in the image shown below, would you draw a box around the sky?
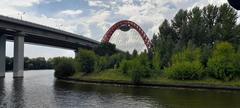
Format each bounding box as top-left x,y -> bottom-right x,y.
0,0 -> 235,59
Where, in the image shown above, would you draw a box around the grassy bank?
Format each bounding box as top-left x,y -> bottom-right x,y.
70,69 -> 240,88
72,69 -> 131,81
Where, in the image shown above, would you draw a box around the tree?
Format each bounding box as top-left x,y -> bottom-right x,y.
125,51 -> 131,60
152,3 -> 239,69
119,57 -> 148,84
207,42 -> 240,81
6,57 -> 53,71
188,7 -> 206,46
94,56 -> 108,72
215,4 -> 237,43
151,34 -> 158,47
172,9 -> 189,47
165,47 -> 205,80
202,5 -> 219,45
152,51 -> 161,73
54,57 -> 75,78
132,49 -> 138,58
6,57 -> 13,71
171,46 -> 201,63
94,43 -> 116,56
165,61 -> 204,80
155,19 -> 176,67
76,49 -> 96,73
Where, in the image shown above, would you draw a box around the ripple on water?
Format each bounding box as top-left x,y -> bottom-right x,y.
0,70 -> 240,108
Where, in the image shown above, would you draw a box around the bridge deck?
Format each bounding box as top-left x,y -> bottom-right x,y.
0,15 -> 100,50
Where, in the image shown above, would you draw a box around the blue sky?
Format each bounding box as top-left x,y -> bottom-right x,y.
0,0 -> 234,59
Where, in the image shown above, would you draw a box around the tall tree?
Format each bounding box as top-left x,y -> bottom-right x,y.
202,5 -> 219,45
216,4 -> 238,43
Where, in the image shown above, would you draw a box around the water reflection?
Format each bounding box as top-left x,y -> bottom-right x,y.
53,80 -> 155,108
11,78 -> 25,108
53,79 -> 240,108
0,78 -> 6,107
0,70 -> 240,108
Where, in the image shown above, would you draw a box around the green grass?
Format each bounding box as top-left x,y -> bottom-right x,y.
144,75 -> 240,87
72,69 -> 131,81
71,70 -> 240,87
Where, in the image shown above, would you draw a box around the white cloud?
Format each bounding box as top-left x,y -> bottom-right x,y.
58,9 -> 83,17
1,0 -> 237,58
208,0 -> 227,5
108,0 -> 231,52
2,0 -> 40,7
88,0 -> 102,6
110,30 -> 146,53
88,0 -> 110,8
0,0 -> 78,58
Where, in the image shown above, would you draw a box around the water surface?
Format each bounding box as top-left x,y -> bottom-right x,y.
0,70 -> 240,108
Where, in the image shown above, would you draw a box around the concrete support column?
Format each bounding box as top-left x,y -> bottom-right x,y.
13,33 -> 24,78
74,49 -> 79,58
0,34 -> 6,78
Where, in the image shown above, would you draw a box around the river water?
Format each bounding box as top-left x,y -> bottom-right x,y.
0,70 -> 240,108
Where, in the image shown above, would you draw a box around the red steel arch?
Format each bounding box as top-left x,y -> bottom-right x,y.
101,20 -> 153,49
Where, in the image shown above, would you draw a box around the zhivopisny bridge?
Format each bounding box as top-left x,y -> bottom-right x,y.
0,15 -> 153,79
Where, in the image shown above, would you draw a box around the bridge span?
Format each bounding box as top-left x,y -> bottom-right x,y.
0,15 -> 100,78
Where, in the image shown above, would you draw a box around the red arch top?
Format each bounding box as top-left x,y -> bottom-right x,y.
101,20 -> 153,49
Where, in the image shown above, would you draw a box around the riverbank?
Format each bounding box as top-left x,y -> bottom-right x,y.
58,70 -> 240,91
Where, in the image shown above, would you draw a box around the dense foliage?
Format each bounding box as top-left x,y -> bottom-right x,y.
94,43 -> 117,56
6,57 -> 53,71
151,3 -> 240,81
54,4 -> 240,83
166,61 -> 204,80
207,42 -> 240,81
54,57 -> 75,78
76,49 -> 96,73
152,4 -> 239,68
165,47 -> 205,80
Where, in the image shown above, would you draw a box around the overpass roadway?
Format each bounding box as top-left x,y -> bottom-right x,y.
0,15 -> 100,78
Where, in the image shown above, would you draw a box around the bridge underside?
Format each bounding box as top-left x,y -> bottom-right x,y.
1,30 -> 95,50
6,35 -> 84,50
0,32 -> 98,78
0,15 -> 100,78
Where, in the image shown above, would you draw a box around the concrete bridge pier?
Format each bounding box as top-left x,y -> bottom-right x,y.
13,33 -> 25,78
0,34 -> 6,78
74,49 -> 79,58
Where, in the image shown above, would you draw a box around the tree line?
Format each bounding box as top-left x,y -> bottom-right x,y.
151,3 -> 240,81
6,57 -> 53,71
54,4 -> 240,83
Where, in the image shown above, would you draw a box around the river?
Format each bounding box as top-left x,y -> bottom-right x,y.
0,70 -> 240,108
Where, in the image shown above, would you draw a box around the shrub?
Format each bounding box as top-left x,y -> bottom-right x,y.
94,53 -> 125,72
127,60 -> 145,84
152,51 -> 161,73
106,53 -> 125,69
54,58 -> 75,78
200,45 -> 212,67
76,49 -> 96,73
119,59 -> 135,75
172,47 -> 201,63
138,53 -> 153,78
166,47 -> 205,80
119,54 -> 152,83
165,61 -> 204,80
207,42 -> 240,81
94,56 -> 108,72
131,67 -> 143,84
119,59 -> 143,83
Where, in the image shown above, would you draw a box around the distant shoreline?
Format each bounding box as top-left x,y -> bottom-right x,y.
57,77 -> 240,91
5,69 -> 53,72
